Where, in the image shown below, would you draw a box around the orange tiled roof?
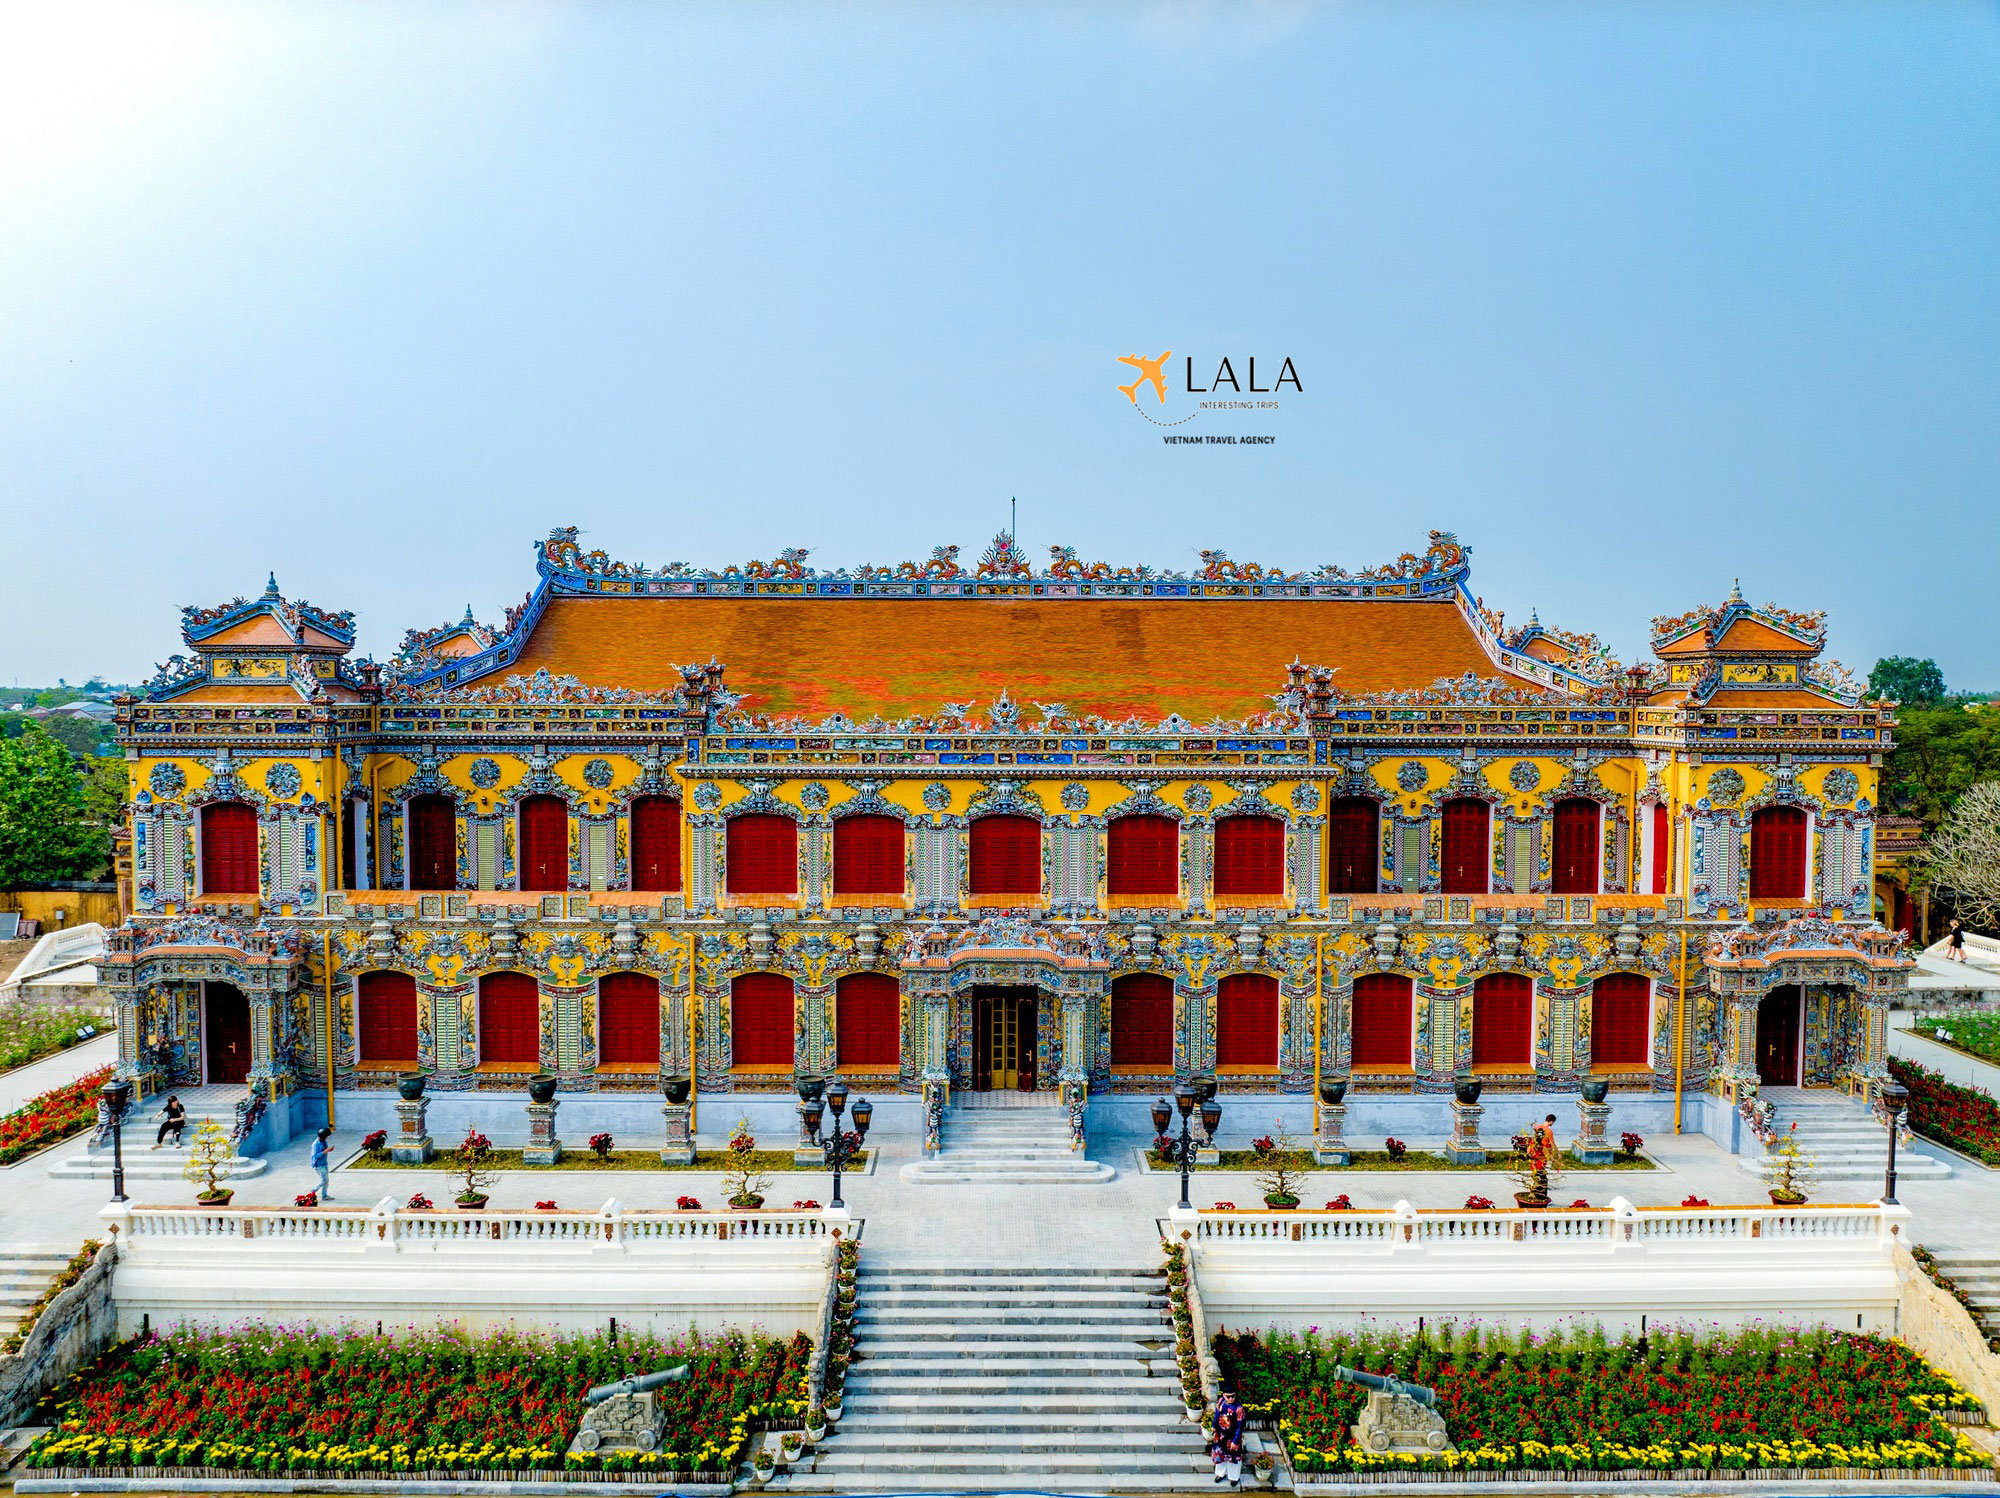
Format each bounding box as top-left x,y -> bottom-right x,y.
508,596 -> 1539,719
1710,617 -> 1818,654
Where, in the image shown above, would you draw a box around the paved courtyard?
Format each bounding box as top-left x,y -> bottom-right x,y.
4,1038 -> 1993,1268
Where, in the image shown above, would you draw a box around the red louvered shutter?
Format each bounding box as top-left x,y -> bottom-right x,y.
478,972 -> 540,1064
1215,973 -> 1278,1068
834,815 -> 905,895
1439,798 -> 1490,894
1750,805 -> 1807,900
1108,814 -> 1179,896
969,815 -> 1041,895
1591,973 -> 1650,1067
1651,802 -> 1670,895
731,973 -> 795,1066
1351,974 -> 1413,1067
408,795 -> 456,891
200,801 -> 259,895
358,971 -> 418,1064
1551,798 -> 1600,895
1471,973 -> 1532,1067
630,797 -> 682,892
1110,973 -> 1174,1067
727,814 -> 798,895
597,972 -> 660,1064
1326,798 -> 1379,894
1214,815 -> 1284,897
518,795 -> 569,892
835,973 -> 900,1067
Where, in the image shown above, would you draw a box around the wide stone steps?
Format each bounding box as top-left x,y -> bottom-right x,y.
0,1247 -> 81,1338
1736,1104 -> 1951,1182
1922,1251 -> 2000,1338
898,1106 -> 1117,1184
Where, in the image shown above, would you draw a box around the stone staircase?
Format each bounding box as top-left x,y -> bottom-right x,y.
1921,1249 -> 2000,1345
1737,1089 -> 1950,1184
791,1265 -> 1209,1492
48,1089 -> 268,1180
0,1245 -> 80,1343
899,1102 -> 1115,1184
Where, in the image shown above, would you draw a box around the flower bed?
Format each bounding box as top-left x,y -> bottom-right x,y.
27,1322 -> 810,1479
1914,1012 -> 2000,1068
1890,1056 -> 2000,1165
1213,1323 -> 1986,1476
0,1002 -> 111,1074
1148,1145 -> 1650,1172
0,1063 -> 113,1165
349,1147 -> 863,1173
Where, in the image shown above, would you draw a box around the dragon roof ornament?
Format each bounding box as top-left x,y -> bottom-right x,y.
1649,582 -> 1827,655
385,667 -> 695,709
180,573 -> 356,649
1705,915 -> 1909,969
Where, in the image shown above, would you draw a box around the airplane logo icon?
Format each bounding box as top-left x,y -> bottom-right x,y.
1117,350 -> 1171,405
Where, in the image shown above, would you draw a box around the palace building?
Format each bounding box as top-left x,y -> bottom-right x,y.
104,526 -> 1912,1155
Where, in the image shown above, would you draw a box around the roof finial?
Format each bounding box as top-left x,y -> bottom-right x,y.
1527,608 -> 1540,628
1728,578 -> 1744,604
1010,495 -> 1018,540
461,604 -> 476,627
263,572 -> 280,599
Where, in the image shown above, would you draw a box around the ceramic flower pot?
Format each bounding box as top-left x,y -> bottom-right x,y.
1513,1192 -> 1549,1210
527,1074 -> 559,1104
796,1076 -> 826,1102
731,1194 -> 765,1210
1769,1190 -> 1807,1206
1263,1193 -> 1300,1210
456,1193 -> 489,1211
396,1072 -> 426,1101
661,1076 -> 691,1105
1318,1078 -> 1348,1106
1580,1077 -> 1611,1104
1453,1075 -> 1483,1105
198,1189 -> 234,1207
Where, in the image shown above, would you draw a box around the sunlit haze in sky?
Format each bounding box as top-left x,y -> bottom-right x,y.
1,2 -> 1996,687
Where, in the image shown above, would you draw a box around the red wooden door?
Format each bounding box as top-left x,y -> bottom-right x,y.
1351,974 -> 1413,1067
834,815 -> 905,895
1439,799 -> 1490,894
1551,798 -> 1600,895
835,973 -> 900,1067
1107,814 -> 1180,896
1214,815 -> 1284,898
597,972 -> 660,1064
200,802 -> 259,895
629,797 -> 681,892
1591,974 -> 1651,1067
518,795 -> 569,892
969,815 -> 1041,895
1215,973 -> 1279,1068
1471,973 -> 1532,1067
727,814 -> 798,895
408,795 -> 457,891
205,984 -> 251,1084
358,971 -> 418,1064
731,973 -> 795,1066
1110,973 -> 1174,1067
1750,806 -> 1808,900
1756,986 -> 1801,1085
478,972 -> 540,1064
1326,798 -> 1379,894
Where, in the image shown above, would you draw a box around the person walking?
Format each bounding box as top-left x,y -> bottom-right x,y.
311,1126 -> 334,1202
1947,918 -> 1968,964
1209,1383 -> 1247,1487
151,1093 -> 185,1149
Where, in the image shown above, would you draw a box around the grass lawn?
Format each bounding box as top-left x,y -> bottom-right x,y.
0,1003 -> 112,1075
1914,1012 -> 2000,1067
1162,1147 -> 1654,1172
348,1147 -> 865,1172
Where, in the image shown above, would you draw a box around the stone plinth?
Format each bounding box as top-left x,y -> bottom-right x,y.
1314,1102 -> 1351,1167
391,1096 -> 433,1165
1444,1099 -> 1484,1165
1573,1099 -> 1613,1165
524,1100 -> 562,1165
794,1097 -> 823,1168
1353,1391 -> 1454,1454
660,1102 -> 695,1165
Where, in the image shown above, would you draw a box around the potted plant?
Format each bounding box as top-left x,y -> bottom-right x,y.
1453,1073 -> 1483,1105
751,1441 -> 776,1484
526,1073 -> 559,1105
1509,1133 -> 1556,1209
824,1389 -> 844,1423
1253,1124 -> 1303,1209
1768,1121 -> 1814,1205
724,1118 -> 771,1209
1580,1076 -> 1611,1104
454,1127 -> 496,1209
661,1075 -> 691,1106
396,1071 -> 426,1101
184,1120 -> 235,1206
804,1406 -> 827,1445
779,1431 -> 804,1464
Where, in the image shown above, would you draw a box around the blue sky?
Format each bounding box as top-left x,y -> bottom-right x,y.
1,2 -> 1995,688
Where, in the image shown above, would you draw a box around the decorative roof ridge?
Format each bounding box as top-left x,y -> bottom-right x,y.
180,574 -> 357,649
1649,589 -> 1827,655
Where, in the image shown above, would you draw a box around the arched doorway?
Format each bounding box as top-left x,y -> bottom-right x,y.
204,982 -> 251,1085
972,986 -> 1037,1092
1755,985 -> 1802,1087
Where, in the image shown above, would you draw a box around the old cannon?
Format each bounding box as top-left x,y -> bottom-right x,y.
1333,1365 -> 1452,1454
571,1364 -> 690,1454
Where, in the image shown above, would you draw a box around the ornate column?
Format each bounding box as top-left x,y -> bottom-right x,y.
1059,984 -> 1091,1153
247,989 -> 282,1094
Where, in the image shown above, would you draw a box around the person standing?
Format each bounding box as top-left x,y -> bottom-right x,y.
152,1093 -> 185,1149
1210,1384 -> 1247,1487
1948,918 -> 1968,963
311,1126 -> 333,1202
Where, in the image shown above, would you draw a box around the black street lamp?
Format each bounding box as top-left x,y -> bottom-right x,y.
1881,1079 -> 1909,1206
1152,1084 -> 1222,1212
803,1078 -> 872,1211
99,1076 -> 133,1205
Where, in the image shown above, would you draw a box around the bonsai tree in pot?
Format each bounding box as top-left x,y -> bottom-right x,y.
1509,1132 -> 1558,1208
184,1120 -> 235,1206
1253,1125 -> 1304,1209
723,1118 -> 771,1208
1768,1121 -> 1816,1205
454,1127 -> 496,1209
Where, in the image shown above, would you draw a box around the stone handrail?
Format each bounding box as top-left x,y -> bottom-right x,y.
1181,1198 -> 1903,1248
0,1242 -> 117,1428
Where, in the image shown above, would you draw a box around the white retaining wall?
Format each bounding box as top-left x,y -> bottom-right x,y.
102,1199 -> 847,1340
1178,1199 -> 1909,1337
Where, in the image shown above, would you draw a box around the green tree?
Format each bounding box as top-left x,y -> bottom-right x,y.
1868,656 -> 1948,706
1880,701 -> 2000,832
0,723 -> 106,887
37,715 -> 103,759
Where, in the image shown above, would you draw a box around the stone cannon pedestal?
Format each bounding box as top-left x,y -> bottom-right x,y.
1353,1392 -> 1454,1455
660,1103 -> 695,1165
569,1390 -> 666,1456
1444,1099 -> 1485,1165
391,1097 -> 433,1165
524,1100 -> 562,1165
